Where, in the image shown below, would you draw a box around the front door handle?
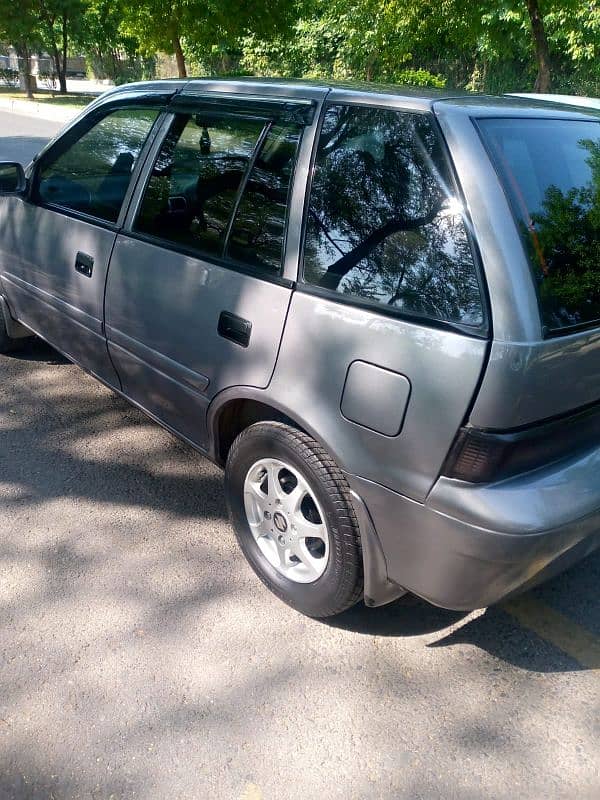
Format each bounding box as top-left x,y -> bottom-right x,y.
75,251 -> 94,278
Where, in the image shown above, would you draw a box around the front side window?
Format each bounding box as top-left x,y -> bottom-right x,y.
36,107 -> 159,223
135,113 -> 266,261
303,105 -> 483,327
479,117 -> 600,334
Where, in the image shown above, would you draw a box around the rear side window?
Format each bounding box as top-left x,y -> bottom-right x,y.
36,107 -> 159,223
479,117 -> 600,334
303,104 -> 483,328
135,112 -> 302,274
135,114 -> 266,260
226,122 -> 302,272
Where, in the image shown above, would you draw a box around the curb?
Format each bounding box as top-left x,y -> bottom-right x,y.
0,96 -> 86,123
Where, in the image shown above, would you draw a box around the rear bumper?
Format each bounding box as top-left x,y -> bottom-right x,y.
348,446 -> 600,610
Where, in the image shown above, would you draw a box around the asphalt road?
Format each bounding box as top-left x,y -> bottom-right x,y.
0,111 -> 62,164
1,111 -> 599,800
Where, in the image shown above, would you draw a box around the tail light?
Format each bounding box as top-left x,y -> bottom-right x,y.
442,401 -> 600,484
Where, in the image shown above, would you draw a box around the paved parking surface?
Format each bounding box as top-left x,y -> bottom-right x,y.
0,113 -> 599,800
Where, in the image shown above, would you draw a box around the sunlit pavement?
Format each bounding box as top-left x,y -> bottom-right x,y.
0,113 -> 599,800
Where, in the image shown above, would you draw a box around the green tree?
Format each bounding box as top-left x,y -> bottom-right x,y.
238,0 -> 598,93
120,0 -> 297,79
0,0 -> 41,98
76,0 -> 144,83
36,0 -> 85,93
438,0 -> 599,92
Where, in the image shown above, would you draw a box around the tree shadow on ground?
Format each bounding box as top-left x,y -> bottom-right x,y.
2,339 -> 598,680
326,552 -> 600,673
4,337 -> 70,364
0,340 -> 227,521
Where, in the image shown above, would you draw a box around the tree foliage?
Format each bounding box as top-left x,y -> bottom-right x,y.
238,1 -> 598,92
120,0 -> 297,78
0,0 -> 42,97
74,0 -> 143,83
0,0 -> 598,94
0,0 -> 85,93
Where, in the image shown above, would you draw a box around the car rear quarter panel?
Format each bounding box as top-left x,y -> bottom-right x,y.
264,291 -> 488,501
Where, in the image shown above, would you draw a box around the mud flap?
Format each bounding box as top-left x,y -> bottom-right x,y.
1,295 -> 32,339
350,489 -> 407,608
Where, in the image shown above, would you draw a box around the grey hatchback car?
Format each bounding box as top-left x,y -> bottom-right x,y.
1,79 -> 599,617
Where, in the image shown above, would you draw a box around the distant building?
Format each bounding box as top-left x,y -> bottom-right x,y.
0,46 -> 87,78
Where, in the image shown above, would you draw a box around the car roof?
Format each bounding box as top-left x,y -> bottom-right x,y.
507,93 -> 600,110
103,77 -> 600,118
104,76 -> 468,112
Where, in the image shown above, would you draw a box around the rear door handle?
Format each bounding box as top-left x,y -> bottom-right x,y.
217,311 -> 252,348
75,251 -> 94,278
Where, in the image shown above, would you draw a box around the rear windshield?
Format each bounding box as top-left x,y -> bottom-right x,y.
479,117 -> 600,335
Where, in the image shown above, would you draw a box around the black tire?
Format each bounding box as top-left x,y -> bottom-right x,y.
225,421 -> 363,617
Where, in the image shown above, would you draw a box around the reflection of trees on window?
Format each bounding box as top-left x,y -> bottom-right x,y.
135,114 -> 265,260
38,109 -> 159,223
528,140 -> 600,331
303,105 -> 483,327
227,123 -> 302,272
479,117 -> 600,335
136,113 -> 302,274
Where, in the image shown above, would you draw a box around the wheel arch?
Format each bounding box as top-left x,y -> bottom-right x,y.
208,388 -> 313,467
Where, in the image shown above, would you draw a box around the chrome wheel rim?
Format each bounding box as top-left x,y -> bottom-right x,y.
243,458 -> 330,584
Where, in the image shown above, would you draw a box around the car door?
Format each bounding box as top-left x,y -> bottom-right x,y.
104,91 -> 321,449
0,94 -> 167,383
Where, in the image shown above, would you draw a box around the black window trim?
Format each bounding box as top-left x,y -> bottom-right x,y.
297,99 -> 491,339
169,92 -> 317,126
29,96 -> 170,230
129,102 -> 306,283
474,114 -> 600,339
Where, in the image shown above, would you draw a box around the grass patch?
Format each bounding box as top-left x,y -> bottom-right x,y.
0,86 -> 95,109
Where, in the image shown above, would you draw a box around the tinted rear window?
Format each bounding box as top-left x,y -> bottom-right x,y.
479,117 -> 600,334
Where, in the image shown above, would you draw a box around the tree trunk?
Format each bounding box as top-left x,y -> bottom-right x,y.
365,54 -> 376,82
38,3 -> 67,93
525,0 -> 552,92
16,43 -> 34,99
58,11 -> 69,94
173,34 -> 187,78
220,50 -> 234,74
50,41 -> 66,94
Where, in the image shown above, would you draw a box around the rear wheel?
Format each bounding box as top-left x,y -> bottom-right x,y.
225,421 -> 363,617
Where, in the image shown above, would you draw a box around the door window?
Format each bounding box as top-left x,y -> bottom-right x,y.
135,113 -> 266,260
303,104 -> 484,327
225,122 -> 302,272
36,107 -> 159,224
135,111 -> 302,274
